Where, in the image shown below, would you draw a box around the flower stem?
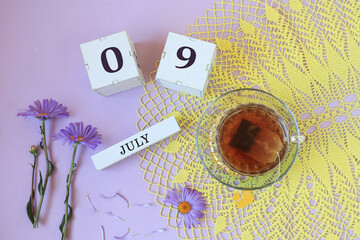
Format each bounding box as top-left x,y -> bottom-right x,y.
27,150 -> 38,224
33,120 -> 51,228
62,143 -> 78,240
31,152 -> 37,197
30,152 -> 37,213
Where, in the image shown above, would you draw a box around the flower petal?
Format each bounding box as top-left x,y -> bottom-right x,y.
183,213 -> 193,229
188,211 -> 200,226
17,99 -> 69,119
190,209 -> 203,219
177,213 -> 184,228
165,186 -> 205,229
54,122 -> 101,149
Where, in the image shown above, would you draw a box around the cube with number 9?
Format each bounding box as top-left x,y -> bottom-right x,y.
155,32 -> 217,98
80,31 -> 145,96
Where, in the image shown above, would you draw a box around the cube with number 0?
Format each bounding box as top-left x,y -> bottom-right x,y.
80,31 -> 145,96
155,32 -> 216,98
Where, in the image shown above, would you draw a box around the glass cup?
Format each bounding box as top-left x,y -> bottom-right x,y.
196,88 -> 306,190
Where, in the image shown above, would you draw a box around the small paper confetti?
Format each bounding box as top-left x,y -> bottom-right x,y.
130,203 -> 153,207
100,192 -> 129,208
121,234 -> 136,240
105,211 -> 124,222
145,228 -> 166,236
232,191 -> 254,208
101,225 -> 105,240
128,234 -> 137,240
87,194 -> 97,212
113,228 -> 130,239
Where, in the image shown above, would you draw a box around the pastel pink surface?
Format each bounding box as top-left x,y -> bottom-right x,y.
0,1 -> 215,239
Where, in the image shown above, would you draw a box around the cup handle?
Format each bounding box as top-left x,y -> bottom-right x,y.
290,134 -> 307,143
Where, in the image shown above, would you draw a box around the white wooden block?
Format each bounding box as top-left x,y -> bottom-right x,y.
155,32 -> 217,98
91,116 -> 180,170
80,31 -> 145,96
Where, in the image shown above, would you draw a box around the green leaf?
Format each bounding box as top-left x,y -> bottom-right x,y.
38,171 -> 45,196
59,214 -> 65,234
68,205 -> 73,220
72,163 -> 77,173
40,125 -> 44,135
48,160 -> 55,176
40,140 -> 44,150
29,163 -> 34,169
64,191 -> 69,204
59,205 -> 73,234
26,196 -> 34,224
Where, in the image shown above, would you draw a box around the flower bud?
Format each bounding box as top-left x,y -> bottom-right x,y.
29,145 -> 37,155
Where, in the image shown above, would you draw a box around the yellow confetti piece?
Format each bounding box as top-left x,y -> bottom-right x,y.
232,191 -> 254,208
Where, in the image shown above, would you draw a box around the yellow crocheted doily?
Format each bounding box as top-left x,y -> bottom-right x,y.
137,0 -> 360,239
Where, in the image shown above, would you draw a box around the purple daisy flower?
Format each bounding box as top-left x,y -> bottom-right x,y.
17,99 -> 69,120
53,122 -> 102,150
164,186 -> 206,229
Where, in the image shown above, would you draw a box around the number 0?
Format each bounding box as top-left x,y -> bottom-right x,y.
101,47 -> 123,73
175,46 -> 196,69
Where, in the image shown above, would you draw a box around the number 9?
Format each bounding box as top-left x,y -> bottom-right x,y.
175,46 -> 196,69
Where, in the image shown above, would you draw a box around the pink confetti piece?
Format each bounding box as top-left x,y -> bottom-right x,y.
130,203 -> 153,207
145,228 -> 166,236
105,211 -> 124,222
100,192 -> 129,208
113,228 -> 130,239
101,225 -> 105,240
87,194 -> 97,213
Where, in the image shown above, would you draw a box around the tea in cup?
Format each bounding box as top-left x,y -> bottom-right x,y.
196,88 -> 305,190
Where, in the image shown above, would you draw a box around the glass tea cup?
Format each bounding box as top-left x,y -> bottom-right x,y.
196,88 -> 305,190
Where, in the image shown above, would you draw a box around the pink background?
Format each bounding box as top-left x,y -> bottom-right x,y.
0,0 -> 215,239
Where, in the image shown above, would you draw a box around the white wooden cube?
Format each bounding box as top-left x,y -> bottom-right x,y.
91,116 -> 180,170
80,31 -> 145,96
155,32 -> 216,98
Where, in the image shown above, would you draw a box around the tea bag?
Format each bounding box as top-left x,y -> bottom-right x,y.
230,119 -> 283,164
225,145 -> 266,173
229,119 -> 260,151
